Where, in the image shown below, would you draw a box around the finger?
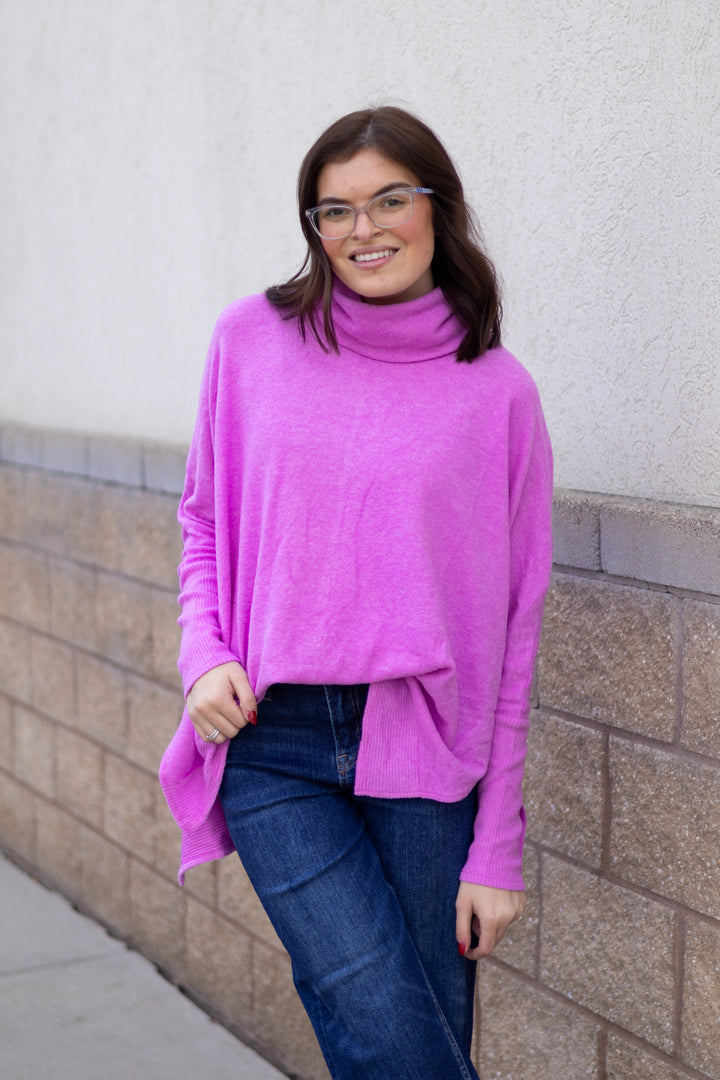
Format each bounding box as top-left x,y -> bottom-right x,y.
201,724 -> 228,746
188,679 -> 245,733
227,669 -> 258,726
465,919 -> 501,960
455,894 -> 473,958
467,907 -> 515,959
193,709 -> 236,744
190,702 -> 241,741
208,696 -> 250,740
189,691 -> 244,729
188,696 -> 242,742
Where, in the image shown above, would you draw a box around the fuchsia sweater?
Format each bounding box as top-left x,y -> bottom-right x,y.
159,282 -> 553,889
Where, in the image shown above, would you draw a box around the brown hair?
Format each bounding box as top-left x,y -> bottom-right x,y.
265,106 -> 502,362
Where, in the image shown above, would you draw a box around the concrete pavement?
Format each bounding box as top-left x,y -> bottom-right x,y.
0,852 -> 287,1080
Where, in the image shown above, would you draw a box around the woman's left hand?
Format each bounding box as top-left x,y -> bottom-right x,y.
455,881 -> 526,960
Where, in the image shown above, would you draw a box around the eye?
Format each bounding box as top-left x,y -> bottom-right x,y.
376,192 -> 411,211
319,205 -> 353,221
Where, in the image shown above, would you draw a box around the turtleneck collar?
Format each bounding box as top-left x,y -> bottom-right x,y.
329,279 -> 465,363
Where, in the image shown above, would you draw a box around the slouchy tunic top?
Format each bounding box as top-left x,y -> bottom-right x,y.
159,281 -> 553,890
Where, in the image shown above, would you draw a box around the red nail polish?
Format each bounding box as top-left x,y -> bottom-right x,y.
458,942 -> 467,956
247,710 -> 258,725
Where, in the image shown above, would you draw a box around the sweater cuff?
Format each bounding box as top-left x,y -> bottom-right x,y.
459,712 -> 529,890
179,640 -> 241,699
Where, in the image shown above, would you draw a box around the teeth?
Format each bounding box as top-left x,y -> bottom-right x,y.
353,250 -> 394,263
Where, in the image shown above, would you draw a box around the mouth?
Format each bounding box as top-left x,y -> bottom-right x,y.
350,248 -> 397,264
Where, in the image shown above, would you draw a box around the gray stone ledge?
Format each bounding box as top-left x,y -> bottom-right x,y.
600,496 -> 720,597
143,444 -> 189,496
0,425 -> 46,469
552,491 -> 603,571
554,489 -> 720,597
88,435 -> 145,487
0,424 -> 187,496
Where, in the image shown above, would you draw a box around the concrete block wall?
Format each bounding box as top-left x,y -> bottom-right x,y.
483,493 -> 720,1080
0,423 -> 325,1080
1,426 -> 718,1079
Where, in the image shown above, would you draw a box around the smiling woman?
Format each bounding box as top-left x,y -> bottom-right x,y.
160,105 -> 553,1080
267,105 -> 503,360
312,150 -> 436,304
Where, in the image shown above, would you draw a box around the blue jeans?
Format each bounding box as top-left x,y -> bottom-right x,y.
218,683 -> 479,1080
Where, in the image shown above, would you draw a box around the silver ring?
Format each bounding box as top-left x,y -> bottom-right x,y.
206,728 -> 221,742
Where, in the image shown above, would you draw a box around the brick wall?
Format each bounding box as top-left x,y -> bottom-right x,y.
1,424 -> 718,1079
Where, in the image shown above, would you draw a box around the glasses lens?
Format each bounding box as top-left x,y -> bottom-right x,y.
313,205 -> 355,238
310,190 -> 416,238
368,190 -> 414,227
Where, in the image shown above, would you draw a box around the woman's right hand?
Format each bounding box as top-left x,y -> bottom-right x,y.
186,661 -> 258,745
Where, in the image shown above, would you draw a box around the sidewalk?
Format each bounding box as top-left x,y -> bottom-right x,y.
0,852 -> 287,1080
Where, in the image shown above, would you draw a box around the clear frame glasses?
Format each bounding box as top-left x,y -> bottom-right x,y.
305,187 -> 434,239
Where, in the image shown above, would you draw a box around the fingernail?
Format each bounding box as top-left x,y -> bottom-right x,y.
457,942 -> 467,956
247,710 -> 258,726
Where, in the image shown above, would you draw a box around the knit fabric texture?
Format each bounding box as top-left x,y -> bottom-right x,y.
159,282 -> 553,889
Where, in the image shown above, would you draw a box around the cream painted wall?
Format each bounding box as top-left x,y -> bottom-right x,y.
1,1 -> 718,504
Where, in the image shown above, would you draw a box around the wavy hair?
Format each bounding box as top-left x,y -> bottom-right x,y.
265,106 -> 502,362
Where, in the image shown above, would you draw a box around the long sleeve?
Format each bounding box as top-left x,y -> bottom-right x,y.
460,384 -> 554,888
176,329 -> 239,697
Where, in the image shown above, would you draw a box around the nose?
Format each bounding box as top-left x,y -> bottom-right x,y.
352,209 -> 382,240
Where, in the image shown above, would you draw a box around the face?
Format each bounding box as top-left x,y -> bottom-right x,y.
314,147 -> 435,304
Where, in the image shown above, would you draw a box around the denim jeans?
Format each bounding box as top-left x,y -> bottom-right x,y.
218,683 -> 479,1080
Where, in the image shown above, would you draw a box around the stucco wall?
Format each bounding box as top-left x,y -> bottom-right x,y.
1,1 -> 718,505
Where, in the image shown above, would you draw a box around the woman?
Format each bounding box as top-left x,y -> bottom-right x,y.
160,106 -> 553,1080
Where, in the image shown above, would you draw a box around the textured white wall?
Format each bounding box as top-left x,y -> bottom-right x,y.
1,1 -> 718,504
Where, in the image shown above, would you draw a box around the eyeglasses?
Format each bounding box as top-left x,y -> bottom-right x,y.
305,187 -> 434,239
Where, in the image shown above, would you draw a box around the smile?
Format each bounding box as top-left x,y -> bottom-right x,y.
351,249 -> 396,263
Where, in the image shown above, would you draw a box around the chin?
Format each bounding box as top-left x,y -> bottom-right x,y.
343,275 -> 415,305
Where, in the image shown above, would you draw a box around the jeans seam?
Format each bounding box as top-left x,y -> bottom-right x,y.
314,1005 -> 340,1079
420,967 -> 475,1080
323,685 -> 347,788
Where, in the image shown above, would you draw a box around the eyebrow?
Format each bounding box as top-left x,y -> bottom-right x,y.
315,182 -> 414,206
